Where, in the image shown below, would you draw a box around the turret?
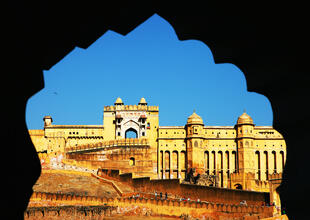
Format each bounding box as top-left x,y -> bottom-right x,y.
114,97 -> 124,105
236,112 -> 254,139
43,116 -> 53,127
186,111 -> 204,174
138,97 -> 147,106
235,112 -> 255,188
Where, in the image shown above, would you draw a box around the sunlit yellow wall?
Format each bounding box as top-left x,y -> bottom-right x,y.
28,100 -> 286,193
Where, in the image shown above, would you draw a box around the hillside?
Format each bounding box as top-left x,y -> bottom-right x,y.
33,170 -> 119,198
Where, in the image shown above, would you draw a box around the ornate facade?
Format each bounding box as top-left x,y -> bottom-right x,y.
29,97 -> 286,194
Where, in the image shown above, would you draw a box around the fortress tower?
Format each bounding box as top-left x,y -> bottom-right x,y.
235,112 -> 256,188
185,111 -> 205,174
103,97 -> 159,141
103,97 -> 159,176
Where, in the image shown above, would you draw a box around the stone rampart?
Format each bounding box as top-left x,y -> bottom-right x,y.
27,191 -> 274,219
99,169 -> 270,206
25,205 -> 116,219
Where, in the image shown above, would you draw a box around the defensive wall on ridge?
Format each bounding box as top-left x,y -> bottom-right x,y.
27,191 -> 274,219
98,169 -> 270,206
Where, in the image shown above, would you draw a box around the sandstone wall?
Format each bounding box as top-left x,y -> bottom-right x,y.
27,192 -> 274,219
98,169 -> 269,206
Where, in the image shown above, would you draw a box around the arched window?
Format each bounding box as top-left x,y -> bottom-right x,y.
204,151 -> 209,174
211,151 -> 216,175
125,128 -> 138,138
272,151 -> 277,173
172,151 -> 178,178
255,151 -> 261,180
159,151 -> 163,179
232,151 -> 237,172
194,140 -> 198,147
129,157 -> 135,166
218,151 -> 223,187
234,184 -> 243,190
165,151 -> 171,179
180,151 -> 186,179
225,151 -> 230,178
264,151 -> 269,180
280,151 -> 285,172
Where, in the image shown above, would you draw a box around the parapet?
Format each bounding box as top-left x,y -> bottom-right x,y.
27,191 -> 274,219
104,105 -> 159,112
28,129 -> 44,136
66,138 -> 150,153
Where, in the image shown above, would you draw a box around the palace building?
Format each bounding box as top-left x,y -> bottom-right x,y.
29,97 -> 286,193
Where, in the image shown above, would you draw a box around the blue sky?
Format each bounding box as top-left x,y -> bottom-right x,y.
26,14 -> 272,129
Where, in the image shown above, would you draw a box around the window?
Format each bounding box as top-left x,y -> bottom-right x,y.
194,141 -> 198,147
125,128 -> 138,138
129,157 -> 135,166
117,132 -> 121,136
142,132 -> 145,136
193,126 -> 198,134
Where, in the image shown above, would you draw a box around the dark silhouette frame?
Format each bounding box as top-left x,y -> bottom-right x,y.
4,2 -> 309,219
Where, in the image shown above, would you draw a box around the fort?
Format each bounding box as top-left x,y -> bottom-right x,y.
28,97 -> 287,219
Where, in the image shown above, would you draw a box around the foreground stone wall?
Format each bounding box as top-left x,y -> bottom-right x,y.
25,206 -> 116,220
27,192 -> 274,219
99,169 -> 270,206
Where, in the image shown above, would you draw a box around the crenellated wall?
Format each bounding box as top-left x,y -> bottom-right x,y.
27,191 -> 274,219
25,205 -> 116,219
103,105 -> 159,112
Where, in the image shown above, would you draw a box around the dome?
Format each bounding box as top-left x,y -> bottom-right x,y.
138,97 -> 147,105
43,115 -> 52,120
237,112 -> 254,125
114,97 -> 124,105
187,112 -> 204,125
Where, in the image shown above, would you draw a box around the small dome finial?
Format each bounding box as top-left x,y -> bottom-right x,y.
187,111 -> 203,125
237,112 -> 254,125
114,97 -> 124,105
139,97 -> 147,105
